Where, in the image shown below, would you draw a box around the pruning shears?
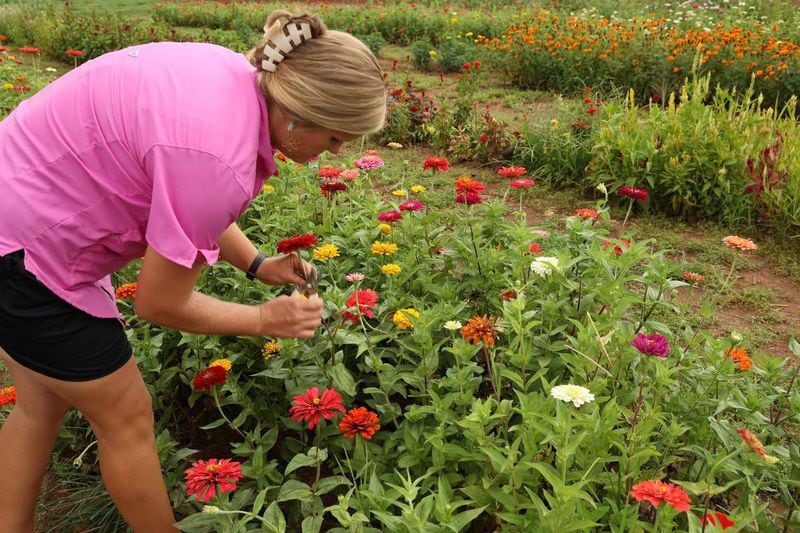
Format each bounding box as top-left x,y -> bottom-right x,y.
296,266 -> 319,298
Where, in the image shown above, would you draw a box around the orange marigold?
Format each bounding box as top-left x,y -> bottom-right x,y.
725,346 -> 753,371
722,235 -> 757,251
461,315 -> 497,346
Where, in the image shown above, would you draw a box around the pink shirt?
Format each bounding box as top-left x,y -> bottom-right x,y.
0,42 -> 277,318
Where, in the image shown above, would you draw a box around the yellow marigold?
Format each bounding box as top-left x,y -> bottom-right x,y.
312,243 -> 340,262
262,184 -> 275,193
392,189 -> 408,197
371,241 -> 398,256
378,223 -> 393,235
722,235 -> 757,251
262,340 -> 281,358
725,346 -> 753,371
411,185 -> 426,194
381,263 -> 402,275
393,308 -> 420,330
210,358 -> 232,371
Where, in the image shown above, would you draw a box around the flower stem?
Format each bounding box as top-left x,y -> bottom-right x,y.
621,199 -> 634,228
213,387 -> 245,438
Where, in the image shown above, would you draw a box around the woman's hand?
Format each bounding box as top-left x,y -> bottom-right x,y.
257,294 -> 324,338
256,252 -> 314,286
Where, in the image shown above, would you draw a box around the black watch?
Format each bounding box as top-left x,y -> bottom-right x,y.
245,252 -> 268,280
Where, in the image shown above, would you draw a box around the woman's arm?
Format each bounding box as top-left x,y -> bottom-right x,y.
134,245 -> 322,338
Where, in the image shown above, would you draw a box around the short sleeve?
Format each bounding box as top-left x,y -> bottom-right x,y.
144,145 -> 250,268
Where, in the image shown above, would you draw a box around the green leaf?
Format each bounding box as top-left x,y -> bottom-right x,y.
199,418 -> 227,430
789,338 -> 800,356
327,363 -> 357,396
315,475 -> 351,496
302,515 -> 323,533
252,488 -> 267,515
262,502 -> 286,532
285,448 -> 327,475
445,507 -> 486,531
276,480 -> 314,503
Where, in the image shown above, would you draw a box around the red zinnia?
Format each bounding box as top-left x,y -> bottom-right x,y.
185,458 -> 244,503
289,387 -> 345,429
399,199 -> 424,212
193,366 -> 228,392
497,166 -> 526,178
529,242 -> 542,254
575,208 -> 598,219
630,480 -> 691,512
17,46 -> 41,55
277,234 -> 318,254
509,178 -> 535,189
320,180 -> 348,196
618,186 -> 649,201
699,512 -> 735,529
115,282 -> 138,300
377,210 -> 403,222
500,290 -> 517,301
345,289 -> 379,319
0,385 -> 17,407
317,165 -> 343,179
456,192 -> 483,205
66,49 -> 84,57
422,156 -> 449,172
339,407 -> 381,439
602,239 -> 631,255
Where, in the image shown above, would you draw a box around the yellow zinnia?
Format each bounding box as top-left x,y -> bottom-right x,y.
392,189 -> 408,197
410,185 -> 426,194
313,243 -> 340,262
393,308 -> 420,330
262,184 -> 275,193
371,242 -> 398,256
378,223 -> 393,235
381,263 -> 402,275
210,358 -> 232,371
262,341 -> 281,358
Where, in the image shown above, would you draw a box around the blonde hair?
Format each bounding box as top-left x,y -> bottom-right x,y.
247,10 -> 386,135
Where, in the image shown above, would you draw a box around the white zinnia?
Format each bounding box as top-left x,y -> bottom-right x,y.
530,257 -> 560,277
444,320 -> 463,331
550,384 -> 595,408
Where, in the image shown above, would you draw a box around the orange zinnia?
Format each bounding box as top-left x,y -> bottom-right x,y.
461,315 -> 497,346
722,235 -> 757,251
725,346 -> 753,371
737,428 -> 767,459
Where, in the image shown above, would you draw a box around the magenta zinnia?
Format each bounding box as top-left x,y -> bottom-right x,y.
399,199 -> 425,211
289,387 -> 345,429
618,186 -> 649,201
185,458 -> 244,503
631,332 -> 670,357
377,210 -> 403,222
276,234 -> 318,254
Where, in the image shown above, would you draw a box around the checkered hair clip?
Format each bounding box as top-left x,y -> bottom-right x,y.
261,20 -> 313,73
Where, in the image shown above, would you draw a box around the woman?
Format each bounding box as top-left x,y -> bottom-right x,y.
0,10 -> 386,532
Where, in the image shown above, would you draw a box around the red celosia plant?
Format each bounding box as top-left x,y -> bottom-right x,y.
276,234 -> 318,254
339,407 -> 381,439
289,387 -> 345,429
193,366 -> 228,392
629,480 -> 692,512
184,458 -> 244,503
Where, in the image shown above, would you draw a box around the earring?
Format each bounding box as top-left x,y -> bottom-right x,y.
287,121 -> 296,132
282,121 -> 300,152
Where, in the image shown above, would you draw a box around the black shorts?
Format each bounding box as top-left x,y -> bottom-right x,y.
0,250 -> 132,381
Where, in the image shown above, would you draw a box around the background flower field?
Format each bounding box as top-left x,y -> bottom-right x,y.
1,0 -> 800,531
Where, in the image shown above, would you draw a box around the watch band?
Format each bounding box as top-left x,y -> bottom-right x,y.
246,251 -> 268,280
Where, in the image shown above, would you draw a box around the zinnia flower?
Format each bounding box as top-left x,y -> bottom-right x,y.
722,235 -> 757,251
509,178 -> 536,189
312,243 -> 340,262
461,315 -> 497,346
377,210 -> 403,222
456,192 -> 483,205
630,480 -> 691,512
386,142 -> 403,149
399,199 -> 425,212
618,186 -> 649,201
354,155 -> 384,171
193,366 -> 228,392
381,263 -> 402,275
454,175 -> 486,194
443,320 -> 462,331
530,257 -> 559,277
0,385 -> 17,407
345,273 -> 365,283
210,359 -> 232,371
497,165 -> 527,178
550,384 -> 595,407
500,290 -> 517,301
339,407 -> 381,439
341,289 -> 379,324
422,156 -> 449,172
725,346 -> 752,371
575,208 -> 598,219
320,180 -> 348,196
529,242 -> 542,254
393,308 -> 420,330
277,234 -> 317,254
340,169 -> 359,181
682,272 -> 705,283
317,165 -> 343,179
378,223 -> 393,235
289,387 -> 345,429
391,189 -> 408,197
371,242 -> 398,256
185,458 -> 244,503
115,282 -> 137,300
631,332 -> 670,357
66,49 -> 84,58
262,340 -> 281,358
410,185 -> 426,194
262,184 -> 275,194
602,239 -> 631,255
699,513 -> 735,529
531,229 -> 550,237
737,428 -> 768,459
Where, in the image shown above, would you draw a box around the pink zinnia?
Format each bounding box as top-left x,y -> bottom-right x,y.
339,169 -> 359,181
618,186 -> 649,201
185,458 -> 244,503
345,273 -> 365,283
377,210 -> 403,222
354,155 -> 384,171
399,199 -> 425,211
631,332 -> 670,357
509,178 -> 536,189
288,387 -> 345,429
